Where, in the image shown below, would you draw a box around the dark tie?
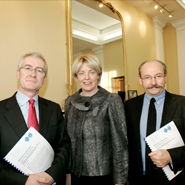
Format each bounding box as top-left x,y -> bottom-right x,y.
146,98 -> 156,172
28,99 -> 39,131
146,98 -> 156,136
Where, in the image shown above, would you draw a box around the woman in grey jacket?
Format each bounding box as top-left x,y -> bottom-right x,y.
65,53 -> 128,185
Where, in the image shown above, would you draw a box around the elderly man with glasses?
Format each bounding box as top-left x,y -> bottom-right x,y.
125,60 -> 185,185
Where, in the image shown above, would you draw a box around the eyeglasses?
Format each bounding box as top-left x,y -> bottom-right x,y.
141,75 -> 164,82
20,66 -> 45,76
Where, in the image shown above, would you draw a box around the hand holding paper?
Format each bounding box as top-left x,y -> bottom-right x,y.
145,121 -> 184,181
149,149 -> 171,168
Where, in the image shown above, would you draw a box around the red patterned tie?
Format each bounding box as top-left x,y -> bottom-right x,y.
28,99 -> 39,131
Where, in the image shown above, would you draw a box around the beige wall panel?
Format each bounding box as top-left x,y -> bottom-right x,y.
110,1 -> 156,95
163,25 -> 179,94
0,1 -> 67,107
104,40 -> 124,76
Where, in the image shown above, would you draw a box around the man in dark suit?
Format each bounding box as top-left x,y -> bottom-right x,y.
0,52 -> 71,185
125,60 -> 185,185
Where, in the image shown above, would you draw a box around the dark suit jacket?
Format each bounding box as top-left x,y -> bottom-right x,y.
124,91 -> 185,185
0,93 -> 71,185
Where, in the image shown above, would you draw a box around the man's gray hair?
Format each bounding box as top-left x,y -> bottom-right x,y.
18,52 -> 48,76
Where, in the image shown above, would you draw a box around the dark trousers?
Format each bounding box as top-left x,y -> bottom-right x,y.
71,173 -> 114,185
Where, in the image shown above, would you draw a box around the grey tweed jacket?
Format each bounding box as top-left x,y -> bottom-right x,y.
65,86 -> 128,184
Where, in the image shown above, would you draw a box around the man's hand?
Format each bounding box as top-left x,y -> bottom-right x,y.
25,172 -> 54,185
149,149 -> 171,168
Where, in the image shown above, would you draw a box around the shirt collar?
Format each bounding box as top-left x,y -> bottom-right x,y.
16,90 -> 39,106
144,90 -> 166,104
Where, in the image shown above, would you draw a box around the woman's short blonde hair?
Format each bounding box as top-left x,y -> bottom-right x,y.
72,53 -> 102,84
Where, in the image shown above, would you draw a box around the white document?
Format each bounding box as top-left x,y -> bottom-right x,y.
145,121 -> 184,181
4,127 -> 54,175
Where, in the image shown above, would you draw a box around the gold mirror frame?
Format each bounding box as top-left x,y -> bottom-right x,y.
65,0 -> 128,100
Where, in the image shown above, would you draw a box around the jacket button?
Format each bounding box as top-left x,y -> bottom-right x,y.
85,102 -> 90,107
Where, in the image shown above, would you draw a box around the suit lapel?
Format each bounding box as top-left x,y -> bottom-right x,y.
135,95 -> 144,141
128,94 -> 144,140
4,94 -> 27,138
38,97 -> 51,137
161,91 -> 177,127
134,95 -> 144,124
